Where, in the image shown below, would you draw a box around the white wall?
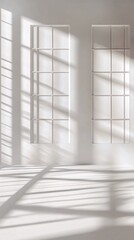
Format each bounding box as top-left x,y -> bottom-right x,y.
0,0 -> 134,166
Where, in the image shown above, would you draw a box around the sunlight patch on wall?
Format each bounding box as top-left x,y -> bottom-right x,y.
0,9 -> 12,165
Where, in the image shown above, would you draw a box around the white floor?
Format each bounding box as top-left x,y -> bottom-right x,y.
0,165 -> 134,240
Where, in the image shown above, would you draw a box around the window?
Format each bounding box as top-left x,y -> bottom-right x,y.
92,25 -> 130,144
30,25 -> 70,144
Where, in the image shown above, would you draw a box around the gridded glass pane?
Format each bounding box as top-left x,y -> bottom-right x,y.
53,27 -> 69,49
33,27 -> 37,49
125,50 -> 130,72
92,26 -> 110,49
39,96 -> 52,119
39,120 -> 52,143
1,21 -> 12,39
112,96 -> 124,119
33,96 -> 37,119
53,120 -> 69,143
112,26 -> 125,49
39,73 -> 52,95
125,26 -> 130,49
33,120 -> 37,142
93,120 -> 111,143
112,50 -> 124,72
39,27 -> 52,49
125,120 -> 129,143
53,96 -> 69,119
53,50 -> 69,72
112,73 -> 124,95
39,50 -> 52,72
94,96 -> 111,119
93,50 -> 111,72
112,120 -> 124,143
125,96 -> 129,119
93,73 -> 111,95
125,73 -> 129,95
53,73 -> 69,95
33,50 -> 37,72
33,73 -> 37,94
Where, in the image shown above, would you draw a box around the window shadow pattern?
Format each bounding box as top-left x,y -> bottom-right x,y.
0,9 -> 13,166
0,166 -> 134,240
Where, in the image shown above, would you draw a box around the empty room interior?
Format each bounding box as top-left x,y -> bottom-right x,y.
0,0 -> 134,239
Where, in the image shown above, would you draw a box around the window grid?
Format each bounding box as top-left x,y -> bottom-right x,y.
30,25 -> 70,144
92,25 -> 130,144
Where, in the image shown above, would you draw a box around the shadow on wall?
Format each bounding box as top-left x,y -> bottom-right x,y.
21,19 -> 77,165
0,9 -> 13,166
0,9 -> 76,165
0,6 -> 133,166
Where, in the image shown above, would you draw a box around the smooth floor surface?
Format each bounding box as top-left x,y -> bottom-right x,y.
0,165 -> 134,240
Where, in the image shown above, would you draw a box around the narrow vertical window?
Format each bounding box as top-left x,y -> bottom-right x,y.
30,25 -> 70,144
92,25 -> 130,144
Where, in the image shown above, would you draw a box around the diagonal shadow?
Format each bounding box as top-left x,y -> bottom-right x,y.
0,164 -> 53,221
